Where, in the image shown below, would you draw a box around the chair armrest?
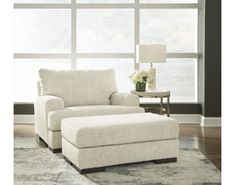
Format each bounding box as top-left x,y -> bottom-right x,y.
34,95 -> 64,142
35,95 -> 64,112
110,93 -> 139,106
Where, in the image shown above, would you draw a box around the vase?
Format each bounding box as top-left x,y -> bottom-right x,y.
136,81 -> 146,92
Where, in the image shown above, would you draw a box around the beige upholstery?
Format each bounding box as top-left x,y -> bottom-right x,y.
110,92 -> 140,106
34,95 -> 64,142
61,113 -> 179,170
34,69 -> 145,149
48,130 -> 62,149
46,106 -> 144,148
48,105 -> 144,131
61,113 -> 178,148
39,69 -> 117,106
62,137 -> 178,170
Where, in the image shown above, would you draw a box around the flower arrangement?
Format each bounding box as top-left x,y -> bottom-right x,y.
129,69 -> 154,92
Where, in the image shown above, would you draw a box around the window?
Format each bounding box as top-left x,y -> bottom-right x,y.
14,59 -> 70,102
140,59 -> 197,102
77,0 -> 134,3
140,0 -> 197,3
140,9 -> 198,53
77,9 -> 134,53
14,1 -> 199,103
14,9 -> 71,53
15,0 -> 70,3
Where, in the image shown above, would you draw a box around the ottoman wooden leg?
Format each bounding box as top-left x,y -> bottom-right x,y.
154,157 -> 177,164
78,167 -> 106,174
63,155 -> 105,174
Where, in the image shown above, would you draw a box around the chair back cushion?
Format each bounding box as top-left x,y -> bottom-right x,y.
39,69 -> 118,106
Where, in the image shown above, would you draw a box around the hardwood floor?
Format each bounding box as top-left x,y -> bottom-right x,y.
14,124 -> 221,170
179,124 -> 221,170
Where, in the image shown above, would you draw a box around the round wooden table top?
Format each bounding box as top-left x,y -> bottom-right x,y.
131,89 -> 170,97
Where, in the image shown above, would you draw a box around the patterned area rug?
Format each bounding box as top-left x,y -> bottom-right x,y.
14,148 -> 221,185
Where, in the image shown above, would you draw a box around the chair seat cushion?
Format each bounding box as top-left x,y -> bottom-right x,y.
61,113 -> 179,148
48,105 -> 145,131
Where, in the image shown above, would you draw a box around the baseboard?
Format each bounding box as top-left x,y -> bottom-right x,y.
170,114 -> 201,124
200,116 -> 221,127
14,114 -> 34,125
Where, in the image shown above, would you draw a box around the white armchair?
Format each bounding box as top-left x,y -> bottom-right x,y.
110,92 -> 140,106
34,95 -> 64,147
34,69 -> 145,152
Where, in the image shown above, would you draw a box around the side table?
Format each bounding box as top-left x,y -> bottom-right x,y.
131,89 -> 171,117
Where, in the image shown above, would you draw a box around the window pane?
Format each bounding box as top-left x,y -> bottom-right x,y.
141,0 -> 197,3
14,9 -> 71,53
77,9 -> 134,53
77,59 -> 134,92
14,59 -> 70,102
140,9 -> 197,53
77,0 -> 133,3
15,0 -> 70,3
140,59 -> 197,102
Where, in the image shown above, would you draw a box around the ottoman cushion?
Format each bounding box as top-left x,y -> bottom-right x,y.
61,113 -> 178,148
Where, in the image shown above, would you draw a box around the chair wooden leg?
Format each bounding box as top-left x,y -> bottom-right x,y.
48,147 -> 62,153
35,134 -> 48,147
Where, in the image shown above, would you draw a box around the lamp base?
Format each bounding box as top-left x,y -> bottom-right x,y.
148,67 -> 156,91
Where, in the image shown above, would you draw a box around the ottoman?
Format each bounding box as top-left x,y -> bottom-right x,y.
61,113 -> 179,174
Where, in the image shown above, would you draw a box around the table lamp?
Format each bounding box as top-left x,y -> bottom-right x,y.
136,44 -> 166,90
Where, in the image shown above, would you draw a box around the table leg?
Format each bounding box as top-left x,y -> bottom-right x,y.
167,96 -> 170,117
160,97 -> 163,115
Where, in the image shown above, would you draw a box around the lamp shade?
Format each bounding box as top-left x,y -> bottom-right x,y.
136,44 -> 166,63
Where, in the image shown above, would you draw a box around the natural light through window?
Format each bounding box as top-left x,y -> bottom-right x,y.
77,9 -> 134,53
14,0 -> 199,103
14,59 -> 70,102
15,9 -> 71,53
140,9 -> 198,53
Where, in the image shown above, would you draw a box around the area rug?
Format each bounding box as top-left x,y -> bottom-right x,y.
14,148 -> 221,185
